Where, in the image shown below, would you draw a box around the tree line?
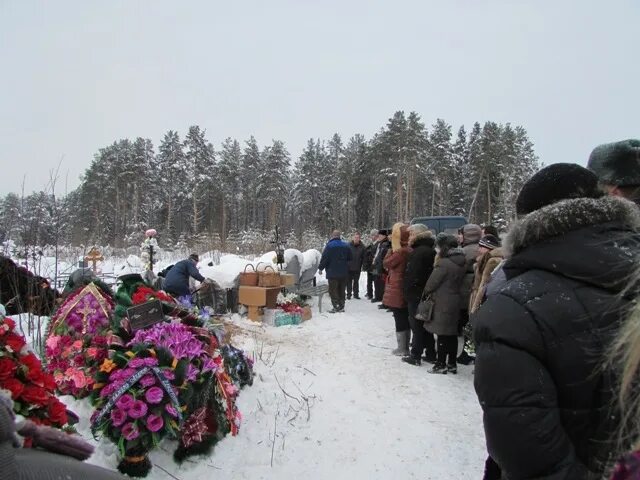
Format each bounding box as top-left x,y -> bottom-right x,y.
0,111 -> 540,253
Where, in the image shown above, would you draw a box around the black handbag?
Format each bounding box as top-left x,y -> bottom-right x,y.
415,294 -> 435,322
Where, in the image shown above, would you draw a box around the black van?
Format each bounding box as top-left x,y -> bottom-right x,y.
409,216 -> 467,235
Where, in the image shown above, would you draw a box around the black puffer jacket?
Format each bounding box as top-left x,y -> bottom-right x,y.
473,197 -> 640,479
403,234 -> 436,304
362,242 -> 377,272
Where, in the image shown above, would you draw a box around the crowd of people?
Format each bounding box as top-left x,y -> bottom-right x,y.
319,139 -> 640,479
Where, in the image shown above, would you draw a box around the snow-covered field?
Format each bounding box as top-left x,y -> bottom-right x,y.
11,252 -> 486,479
61,287 -> 486,479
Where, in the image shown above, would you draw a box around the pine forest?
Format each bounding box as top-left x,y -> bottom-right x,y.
0,111 -> 539,254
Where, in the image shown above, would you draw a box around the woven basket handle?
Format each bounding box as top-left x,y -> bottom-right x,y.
243,264 -> 256,273
263,265 -> 277,274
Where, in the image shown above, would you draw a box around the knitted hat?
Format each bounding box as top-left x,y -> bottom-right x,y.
435,233 -> 459,250
516,163 -> 602,215
479,234 -> 501,250
587,139 -> 640,186
189,254 -> 199,262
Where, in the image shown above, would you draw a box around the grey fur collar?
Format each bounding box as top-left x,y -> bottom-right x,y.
505,196 -> 640,256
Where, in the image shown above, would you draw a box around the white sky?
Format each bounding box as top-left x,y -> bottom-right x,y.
0,0 -> 638,195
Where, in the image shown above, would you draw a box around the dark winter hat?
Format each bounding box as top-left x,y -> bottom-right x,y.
378,229 -> 389,237
588,139 -> 640,187
435,233 -> 459,250
515,163 -> 602,215
479,234 -> 501,250
189,253 -> 199,262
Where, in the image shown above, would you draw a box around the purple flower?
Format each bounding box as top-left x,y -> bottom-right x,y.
140,374 -> 156,388
165,404 -> 178,418
146,414 -> 164,432
202,357 -> 218,373
145,386 -> 164,404
129,357 -> 159,368
161,369 -> 175,381
110,408 -> 127,427
116,394 -> 135,411
121,422 -> 139,440
186,364 -> 198,382
128,400 -> 148,419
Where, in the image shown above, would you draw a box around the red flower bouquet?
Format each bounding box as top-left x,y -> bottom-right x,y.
0,314 -> 71,438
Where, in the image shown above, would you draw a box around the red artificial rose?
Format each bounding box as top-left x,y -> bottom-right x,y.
20,384 -> 49,406
4,333 -> 26,353
26,368 -> 46,388
1,317 -> 16,333
0,357 -> 17,381
43,373 -> 56,392
1,378 -> 25,399
21,353 -> 42,376
47,398 -> 68,426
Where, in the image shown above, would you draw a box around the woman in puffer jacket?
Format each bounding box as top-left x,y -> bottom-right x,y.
382,223 -> 412,356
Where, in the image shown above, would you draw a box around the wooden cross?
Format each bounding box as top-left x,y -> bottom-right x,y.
85,247 -> 104,273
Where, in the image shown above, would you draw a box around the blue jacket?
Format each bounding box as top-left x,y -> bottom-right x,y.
163,259 -> 205,297
318,238 -> 352,279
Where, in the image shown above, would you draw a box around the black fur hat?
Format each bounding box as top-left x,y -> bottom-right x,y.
588,139 -> 640,187
516,163 -> 602,215
435,233 -> 459,250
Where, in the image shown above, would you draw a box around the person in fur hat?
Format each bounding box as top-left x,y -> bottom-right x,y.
473,163 -> 640,479
458,223 -> 482,365
382,223 -> 412,356
468,234 -> 504,314
401,224 -> 437,365
588,139 -> 640,206
423,233 -> 466,374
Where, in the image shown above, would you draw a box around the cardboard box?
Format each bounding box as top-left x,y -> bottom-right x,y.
301,306 -> 312,321
280,273 -> 296,286
247,306 -> 263,322
238,286 -> 281,308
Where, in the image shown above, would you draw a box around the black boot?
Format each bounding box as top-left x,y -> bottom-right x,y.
402,355 -> 421,366
447,364 -> 458,375
429,363 -> 447,374
378,304 -> 387,310
457,350 -> 475,365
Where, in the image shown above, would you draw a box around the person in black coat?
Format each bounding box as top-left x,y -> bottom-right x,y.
371,230 -> 390,303
401,224 -> 436,366
362,229 -> 378,299
163,254 -> 206,297
473,164 -> 640,479
346,232 -> 366,300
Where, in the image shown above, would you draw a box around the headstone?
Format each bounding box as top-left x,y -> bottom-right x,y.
127,300 -> 164,332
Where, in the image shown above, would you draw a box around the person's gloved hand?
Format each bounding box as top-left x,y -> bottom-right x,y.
204,278 -> 214,284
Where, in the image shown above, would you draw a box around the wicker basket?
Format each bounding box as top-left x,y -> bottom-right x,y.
258,265 -> 281,288
239,264 -> 259,286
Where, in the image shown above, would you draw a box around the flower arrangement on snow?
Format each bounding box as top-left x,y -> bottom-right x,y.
90,320 -> 254,477
45,283 -> 115,398
0,313 -> 73,445
276,292 -> 307,314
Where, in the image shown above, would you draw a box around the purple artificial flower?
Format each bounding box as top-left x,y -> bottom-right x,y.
128,400 -> 148,419
145,386 -> 164,404
165,404 -> 178,418
186,364 -> 198,382
161,369 -> 175,381
129,357 -> 158,369
116,394 -> 135,411
146,414 -> 164,433
110,408 -> 127,427
121,422 -> 139,441
140,374 -> 156,388
202,357 -> 218,373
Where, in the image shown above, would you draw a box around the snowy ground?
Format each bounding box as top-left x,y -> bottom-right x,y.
60,282 -> 486,480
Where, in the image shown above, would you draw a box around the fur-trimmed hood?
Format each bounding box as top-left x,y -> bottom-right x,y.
504,196 -> 640,293
410,232 -> 435,248
505,196 -> 640,256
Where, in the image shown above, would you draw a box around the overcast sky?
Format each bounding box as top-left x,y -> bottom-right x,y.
0,0 -> 638,195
